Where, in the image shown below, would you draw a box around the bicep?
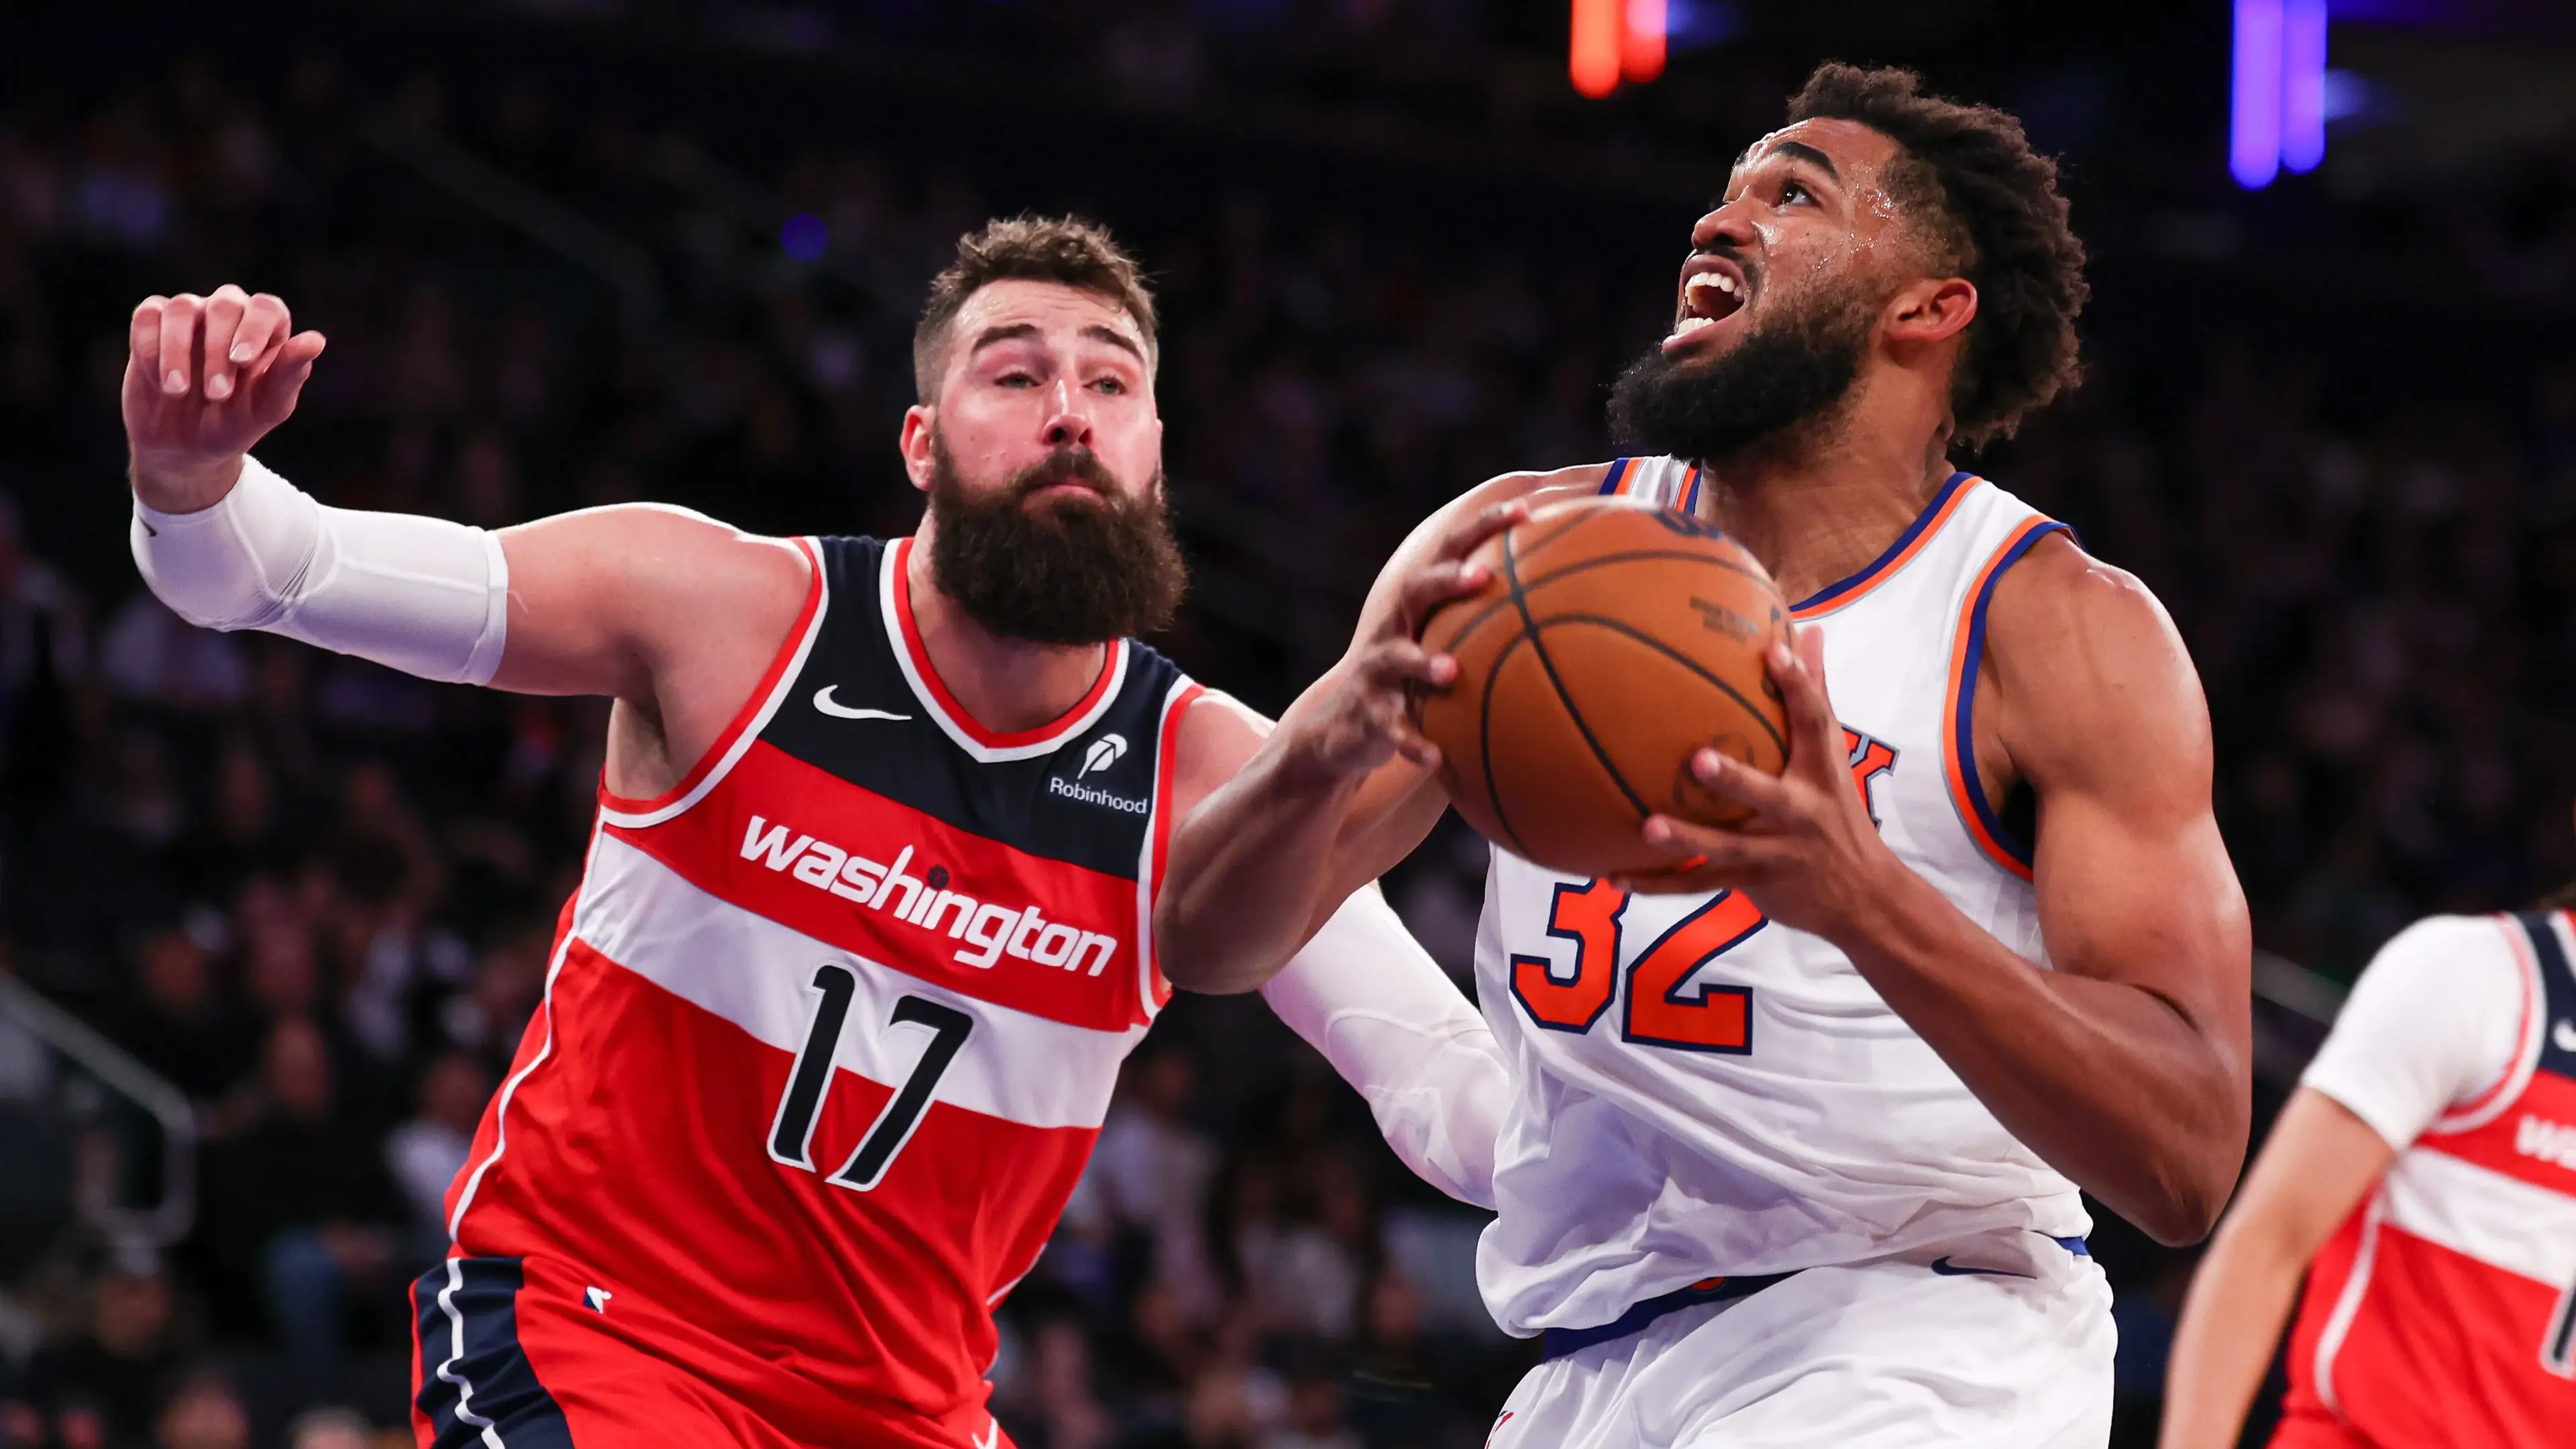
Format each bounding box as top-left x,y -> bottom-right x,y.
2003,547 -> 2251,1024
488,505 -> 808,702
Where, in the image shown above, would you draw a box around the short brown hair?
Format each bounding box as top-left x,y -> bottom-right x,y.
911,216 -> 1159,400
1786,64 -> 2089,450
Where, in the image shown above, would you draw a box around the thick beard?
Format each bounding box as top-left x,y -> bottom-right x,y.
1606,284 -> 1876,467
925,438 -> 1187,647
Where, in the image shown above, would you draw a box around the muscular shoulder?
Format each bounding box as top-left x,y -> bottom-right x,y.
1981,533 -> 2210,800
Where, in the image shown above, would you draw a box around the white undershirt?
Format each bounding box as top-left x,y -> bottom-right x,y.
2299,914 -> 2532,1151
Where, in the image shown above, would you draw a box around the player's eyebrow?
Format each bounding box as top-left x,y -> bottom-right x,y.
1081,324 -> 1146,364
969,322 -> 1042,354
1768,141 -> 1841,182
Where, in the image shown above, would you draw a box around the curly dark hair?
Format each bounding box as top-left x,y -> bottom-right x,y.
1786,64 -> 2088,450
912,215 -> 1159,400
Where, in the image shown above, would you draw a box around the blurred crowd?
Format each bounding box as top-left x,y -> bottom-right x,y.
0,9 -> 2571,1448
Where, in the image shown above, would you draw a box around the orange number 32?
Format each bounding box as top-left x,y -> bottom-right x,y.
1505,726 -> 1896,1057
1509,880 -> 1764,1055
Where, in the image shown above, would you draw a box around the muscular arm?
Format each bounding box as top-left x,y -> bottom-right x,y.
1169,692 -> 1512,1206
1646,537 -> 2251,1244
1156,465 -> 1603,993
123,286 -> 808,801
2158,1089 -> 2394,1449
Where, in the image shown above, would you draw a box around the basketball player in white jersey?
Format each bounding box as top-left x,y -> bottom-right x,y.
117,218 -> 1505,1447
1156,65 -> 2254,1446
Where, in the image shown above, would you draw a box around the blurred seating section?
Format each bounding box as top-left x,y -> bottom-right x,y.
0,2 -> 2572,1446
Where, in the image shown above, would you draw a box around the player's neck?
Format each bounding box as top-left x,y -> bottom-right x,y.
902,533 -> 1110,735
1696,403 -> 1956,608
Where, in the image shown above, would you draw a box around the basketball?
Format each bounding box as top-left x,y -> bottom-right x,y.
1413,496 -> 1792,879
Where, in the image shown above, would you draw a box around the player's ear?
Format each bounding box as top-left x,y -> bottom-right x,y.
899,405 -> 937,493
1885,276 -> 1978,347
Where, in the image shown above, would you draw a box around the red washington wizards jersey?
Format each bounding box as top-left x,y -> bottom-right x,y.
2277,910 -> 2576,1448
427,535 -> 1198,1444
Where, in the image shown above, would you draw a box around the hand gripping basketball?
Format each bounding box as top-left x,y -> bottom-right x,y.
1622,628 -> 1908,939
1281,498 -> 1532,782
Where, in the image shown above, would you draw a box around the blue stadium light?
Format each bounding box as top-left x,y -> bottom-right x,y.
781,213 -> 829,262
2232,0 -> 2285,189
2280,0 -> 2328,173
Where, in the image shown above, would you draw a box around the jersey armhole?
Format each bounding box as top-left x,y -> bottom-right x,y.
599,536 -> 828,826
1135,678 -> 1208,1022
1939,519 -> 2071,881
2427,913 -> 2553,1134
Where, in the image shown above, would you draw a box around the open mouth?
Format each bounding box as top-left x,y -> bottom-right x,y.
1668,260 -> 1748,343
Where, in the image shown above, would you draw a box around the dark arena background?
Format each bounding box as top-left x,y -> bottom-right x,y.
2,2 -> 2574,1446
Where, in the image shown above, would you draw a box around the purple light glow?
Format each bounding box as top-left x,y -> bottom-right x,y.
2233,0 -> 2284,189
2281,0 -> 2328,173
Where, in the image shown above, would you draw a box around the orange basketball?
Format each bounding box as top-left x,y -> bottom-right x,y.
1411,496 -> 1792,879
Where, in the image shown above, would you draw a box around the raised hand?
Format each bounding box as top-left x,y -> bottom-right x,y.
1620,626 -> 1905,938
1277,496 -> 1529,782
123,285 -> 327,513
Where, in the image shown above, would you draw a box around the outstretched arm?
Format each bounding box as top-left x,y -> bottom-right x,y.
123,287 -> 807,799
2157,1089 -> 2392,1448
1169,691 -> 1510,1205
1634,537 -> 2253,1244
1157,467 -> 1607,994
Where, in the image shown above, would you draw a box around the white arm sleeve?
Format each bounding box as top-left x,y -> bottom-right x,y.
131,454 -> 510,686
1260,883 -> 1511,1209
2300,914 -> 2528,1150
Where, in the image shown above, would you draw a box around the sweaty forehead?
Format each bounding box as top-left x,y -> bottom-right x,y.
1733,117 -> 1903,186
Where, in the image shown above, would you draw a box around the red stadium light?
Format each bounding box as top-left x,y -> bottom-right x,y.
1622,0 -> 1668,85
1571,0 -> 1623,98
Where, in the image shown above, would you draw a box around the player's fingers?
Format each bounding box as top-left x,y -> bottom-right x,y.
1358,639 -> 1456,695
228,292 -> 292,370
1687,749 -> 1796,818
129,298 -> 168,372
156,294 -> 203,397
1393,559 -> 1491,636
199,285 -> 251,401
1769,631 -> 1841,769
1432,496 -> 1531,564
250,352 -> 321,431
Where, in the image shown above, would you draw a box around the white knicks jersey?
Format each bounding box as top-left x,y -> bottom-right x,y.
1473,455 -> 2092,1338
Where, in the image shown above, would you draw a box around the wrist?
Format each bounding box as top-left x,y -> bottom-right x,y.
130,449 -> 246,516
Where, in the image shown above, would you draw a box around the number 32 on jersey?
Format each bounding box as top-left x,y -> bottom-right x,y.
1509,727 -> 1896,1055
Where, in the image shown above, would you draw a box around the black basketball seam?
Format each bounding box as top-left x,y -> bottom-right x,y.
1476,631 -> 1536,858
1430,546 -> 1776,661
1532,614 -> 1790,759
1500,527 -> 1657,824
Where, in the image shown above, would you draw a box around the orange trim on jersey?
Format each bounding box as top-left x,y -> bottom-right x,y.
1142,681 -> 1208,1016
1790,474 -> 1984,621
1941,516 -> 2068,882
600,536 -> 825,815
888,537 -> 1126,753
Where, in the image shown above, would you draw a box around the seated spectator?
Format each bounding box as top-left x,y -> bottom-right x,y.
198,1018 -> 399,1370
384,1051 -> 490,1260
113,929 -> 252,1106
22,1254 -> 185,1449
150,1368 -> 248,1449
284,1405 -> 372,1449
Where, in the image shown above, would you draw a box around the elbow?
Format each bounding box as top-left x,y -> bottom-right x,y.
2131,1134 -> 2249,1248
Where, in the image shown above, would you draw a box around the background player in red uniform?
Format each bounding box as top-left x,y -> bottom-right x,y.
2161,821 -> 2576,1448
115,219 -> 1507,1448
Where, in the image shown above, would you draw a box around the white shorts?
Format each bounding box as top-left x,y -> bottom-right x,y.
1487,1234 -> 2115,1448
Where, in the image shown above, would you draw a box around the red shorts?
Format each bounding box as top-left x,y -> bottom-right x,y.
409,1256 -> 1015,1449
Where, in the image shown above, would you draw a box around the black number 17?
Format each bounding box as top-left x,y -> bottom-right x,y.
767,965 -> 973,1191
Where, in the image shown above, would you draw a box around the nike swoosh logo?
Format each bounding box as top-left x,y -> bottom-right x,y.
1928,1257 -> 2033,1278
812,686 -> 912,722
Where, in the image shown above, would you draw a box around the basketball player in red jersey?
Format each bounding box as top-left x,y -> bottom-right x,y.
2161,842 -> 2576,1446
118,219 -> 1509,1448
1158,66 -> 2255,1442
